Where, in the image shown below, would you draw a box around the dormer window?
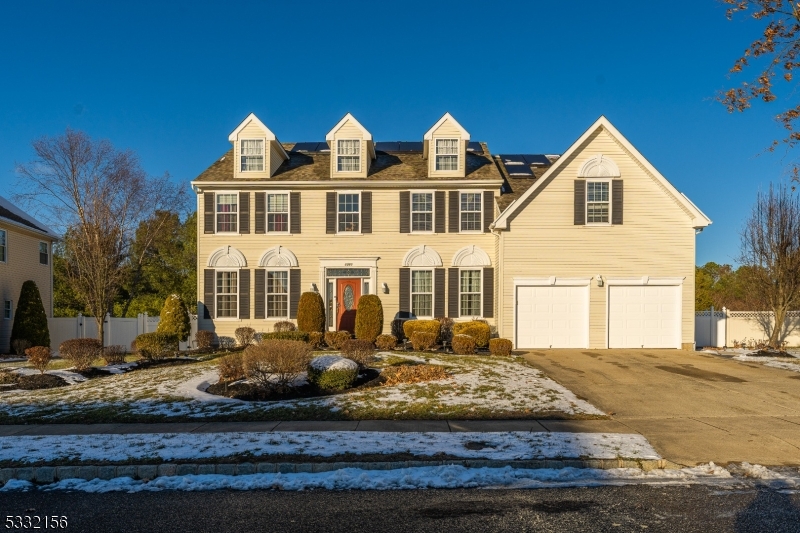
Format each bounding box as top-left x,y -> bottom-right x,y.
337,140 -> 361,172
435,139 -> 459,171
240,139 -> 264,172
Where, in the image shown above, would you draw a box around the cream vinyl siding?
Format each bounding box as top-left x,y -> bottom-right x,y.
428,118 -> 466,178
233,122 -> 270,180
0,222 -> 54,353
330,121 -> 370,178
197,187 -> 495,339
270,143 -> 284,176
498,127 -> 696,349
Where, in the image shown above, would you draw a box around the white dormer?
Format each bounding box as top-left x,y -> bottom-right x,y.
423,112 -> 470,178
228,113 -> 289,179
325,113 -> 376,179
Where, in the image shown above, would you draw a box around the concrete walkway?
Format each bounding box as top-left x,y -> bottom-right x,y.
522,349 -> 800,467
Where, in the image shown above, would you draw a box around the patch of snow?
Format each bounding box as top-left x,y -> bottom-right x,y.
310,356 -> 358,372
14,367 -> 87,385
97,363 -> 138,375
732,354 -> 800,373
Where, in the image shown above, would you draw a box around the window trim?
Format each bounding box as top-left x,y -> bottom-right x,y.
336,139 -> 361,173
215,191 -> 239,234
336,191 -> 362,235
459,268 -> 483,318
410,268 -> 434,319
3,300 -> 11,320
410,190 -> 435,234
240,138 -> 265,173
0,228 -> 6,263
458,190 -> 483,234
214,268 -> 240,321
39,241 -> 49,266
434,138 -> 459,172
265,268 -> 290,319
265,191 -> 291,234
585,179 -> 612,226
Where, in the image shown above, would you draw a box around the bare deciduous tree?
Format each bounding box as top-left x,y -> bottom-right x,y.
739,182 -> 800,347
16,129 -> 186,342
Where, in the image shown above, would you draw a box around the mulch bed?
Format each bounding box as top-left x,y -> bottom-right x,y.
207,368 -> 381,401
16,374 -> 69,390
749,349 -> 798,358
75,367 -> 114,379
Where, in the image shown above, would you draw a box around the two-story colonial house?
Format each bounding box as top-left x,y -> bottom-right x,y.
192,113 -> 710,350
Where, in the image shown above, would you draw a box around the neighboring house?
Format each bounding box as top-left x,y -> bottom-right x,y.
0,195 -> 57,353
192,113 -> 710,349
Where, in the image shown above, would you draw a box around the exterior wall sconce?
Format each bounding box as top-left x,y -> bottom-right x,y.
595,274 -> 604,287
310,283 -> 318,293
382,282 -> 389,294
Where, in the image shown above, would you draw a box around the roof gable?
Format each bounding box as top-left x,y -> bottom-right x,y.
423,112 -> 470,140
325,113 -> 373,142
228,113 -> 289,160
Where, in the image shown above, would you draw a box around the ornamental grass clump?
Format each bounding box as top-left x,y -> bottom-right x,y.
452,320 -> 491,348
354,295 -> 383,342
156,294 -> 191,342
235,326 -> 256,346
489,338 -> 513,356
411,331 -> 437,351
297,292 -> 325,333
242,340 -> 312,393
375,334 -> 398,351
60,338 -> 102,370
134,332 -> 179,361
451,334 -> 477,355
324,331 -> 351,350
381,364 -> 448,386
25,346 -> 52,374
307,355 -> 358,391
217,352 -> 245,382
341,339 -> 376,368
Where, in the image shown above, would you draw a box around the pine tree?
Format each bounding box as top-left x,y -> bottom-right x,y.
156,294 -> 191,342
11,280 -> 50,348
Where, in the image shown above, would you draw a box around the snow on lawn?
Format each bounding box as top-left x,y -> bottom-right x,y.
0,353 -> 604,421
730,352 -> 800,373
4,462 -> 800,493
0,431 -> 658,464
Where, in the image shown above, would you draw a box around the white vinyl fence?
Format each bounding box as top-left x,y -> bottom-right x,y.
695,307 -> 800,348
48,313 -> 198,354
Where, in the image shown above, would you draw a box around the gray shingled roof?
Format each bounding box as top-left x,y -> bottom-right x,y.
0,195 -> 57,238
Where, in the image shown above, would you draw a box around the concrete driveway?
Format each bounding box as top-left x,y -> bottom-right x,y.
522,349 -> 800,467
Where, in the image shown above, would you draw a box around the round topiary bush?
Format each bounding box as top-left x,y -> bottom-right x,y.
489,338 -> 513,356
452,334 -> 477,355
60,338 -> 102,370
235,326 -> 256,346
156,294 -> 191,342
375,334 -> 397,351
324,330 -> 351,350
411,331 -> 437,351
134,332 -> 179,361
355,295 -> 383,342
452,321 -> 491,348
11,280 -> 50,350
307,355 -> 358,391
273,321 -> 297,332
297,292 -> 325,333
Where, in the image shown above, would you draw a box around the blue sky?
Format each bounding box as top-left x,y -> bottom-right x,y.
0,0 -> 791,266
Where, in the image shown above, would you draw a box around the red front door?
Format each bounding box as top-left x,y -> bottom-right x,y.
336,278 -> 361,333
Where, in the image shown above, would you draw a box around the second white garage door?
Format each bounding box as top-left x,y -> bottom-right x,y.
608,285 -> 681,348
516,285 -> 588,348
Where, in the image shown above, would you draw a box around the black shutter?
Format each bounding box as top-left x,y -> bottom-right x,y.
254,192 -> 266,234
326,192 -> 336,234
361,192 -> 372,233
204,193 -> 215,234
448,268 -> 459,318
290,192 -> 301,234
483,191 -> 493,233
399,268 -> 410,313
239,269 -> 250,319
449,191 -> 459,233
254,269 -> 265,320
434,268 -> 445,318
612,180 -> 623,225
239,192 -> 250,234
399,191 -> 410,233
289,269 -> 301,319
203,269 -> 215,319
435,191 -> 445,233
482,267 -> 494,318
574,181 -> 586,225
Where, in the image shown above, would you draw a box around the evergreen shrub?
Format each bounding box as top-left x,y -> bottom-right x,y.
10,280 -> 50,349
402,320 -> 441,342
156,294 -> 191,342
354,295 -> 383,342
297,292 -> 325,333
324,331 -> 351,350
452,321 -> 491,348
489,338 -> 513,356
134,332 -> 179,360
375,334 -> 397,351
452,334 -> 477,355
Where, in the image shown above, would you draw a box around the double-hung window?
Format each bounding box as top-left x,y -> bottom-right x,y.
0,229 -> 5,262
266,271 -> 288,318
460,192 -> 482,232
39,242 -> 48,265
411,193 -> 433,232
338,193 -> 360,232
586,181 -> 610,223
216,193 -> 238,233
460,270 -> 482,316
216,271 -> 238,318
435,139 -> 459,171
241,139 -> 264,172
3,301 -> 10,320
337,140 -> 360,172
267,193 -> 289,232
411,270 -> 433,317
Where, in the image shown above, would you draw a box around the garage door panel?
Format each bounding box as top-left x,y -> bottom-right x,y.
609,285 -> 680,349
516,285 -> 588,349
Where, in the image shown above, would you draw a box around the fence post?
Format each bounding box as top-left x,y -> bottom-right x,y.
721,307 -> 727,348
77,313 -> 84,339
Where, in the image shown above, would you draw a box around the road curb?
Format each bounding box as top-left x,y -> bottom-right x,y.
0,458 -> 681,485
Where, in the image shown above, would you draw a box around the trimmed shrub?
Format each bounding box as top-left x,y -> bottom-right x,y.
134,332 -> 179,361
156,294 -> 191,342
102,345 -> 127,365
489,338 -> 513,356
355,295 -> 383,342
324,331 -> 351,350
217,352 -> 245,382
11,339 -> 31,357
10,280 -> 50,350
297,292 -> 325,333
195,330 -> 215,350
307,355 -> 358,391
274,321 -> 297,332
307,331 -> 325,349
452,321 -> 491,348
260,331 -> 309,343
60,338 -> 102,370
341,339 -> 376,368
235,327 -> 256,346
25,346 -> 51,374
437,317 -> 454,344
403,320 -> 441,343
452,334 -> 476,355
375,334 -> 398,351
243,340 -> 312,392
411,331 -> 437,351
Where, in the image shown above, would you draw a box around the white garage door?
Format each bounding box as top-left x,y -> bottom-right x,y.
608,285 -> 681,348
516,285 -> 588,348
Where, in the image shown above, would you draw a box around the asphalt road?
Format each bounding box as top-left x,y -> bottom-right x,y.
1,485 -> 798,533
